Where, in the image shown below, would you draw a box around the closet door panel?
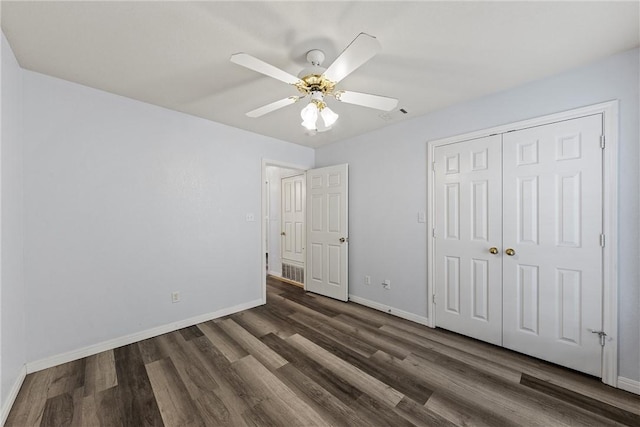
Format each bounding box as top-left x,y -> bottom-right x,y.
434,135 -> 503,345
502,114 -> 603,376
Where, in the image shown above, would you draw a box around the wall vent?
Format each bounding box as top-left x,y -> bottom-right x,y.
283,263 -> 304,284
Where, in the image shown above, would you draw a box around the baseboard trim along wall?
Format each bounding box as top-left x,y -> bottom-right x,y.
1,364 -> 27,426
348,294 -> 430,326
26,299 -> 263,374
618,376 -> 640,395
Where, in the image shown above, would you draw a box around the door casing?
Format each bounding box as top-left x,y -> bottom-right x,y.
427,101 -> 619,387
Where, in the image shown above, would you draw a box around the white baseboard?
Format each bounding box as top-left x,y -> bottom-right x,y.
268,270 -> 282,277
617,376 -> 640,395
26,299 -> 263,374
1,364 -> 27,427
348,294 -> 430,327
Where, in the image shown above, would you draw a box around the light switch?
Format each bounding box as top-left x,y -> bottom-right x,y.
246,213 -> 255,222
418,211 -> 426,223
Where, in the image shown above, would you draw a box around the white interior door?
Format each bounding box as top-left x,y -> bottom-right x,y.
306,164 -> 348,301
502,115 -> 604,376
281,174 -> 305,267
434,135 -> 503,345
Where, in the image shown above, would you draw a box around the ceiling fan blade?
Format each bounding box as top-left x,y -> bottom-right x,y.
335,90 -> 398,111
323,33 -> 381,83
246,96 -> 302,118
231,53 -> 302,85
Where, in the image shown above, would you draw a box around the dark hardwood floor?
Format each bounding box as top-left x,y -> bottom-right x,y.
7,276 -> 640,426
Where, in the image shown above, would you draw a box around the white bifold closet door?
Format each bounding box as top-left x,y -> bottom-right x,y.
434,114 -> 604,376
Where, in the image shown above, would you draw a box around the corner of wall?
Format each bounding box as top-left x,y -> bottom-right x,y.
0,365 -> 26,426
0,29 -> 27,423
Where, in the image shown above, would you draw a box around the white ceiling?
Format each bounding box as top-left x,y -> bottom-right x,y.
2,1 -> 638,148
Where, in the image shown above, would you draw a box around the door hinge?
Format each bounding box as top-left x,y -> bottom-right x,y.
600,233 -> 605,247
590,329 -> 607,347
432,228 -> 436,238
432,294 -> 436,304
600,135 -> 605,149
432,161 -> 435,171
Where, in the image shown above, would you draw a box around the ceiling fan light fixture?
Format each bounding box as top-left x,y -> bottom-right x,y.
321,106 -> 339,128
232,33 -> 397,134
300,102 -> 318,130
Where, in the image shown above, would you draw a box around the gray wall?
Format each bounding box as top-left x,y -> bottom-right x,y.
316,48 -> 639,381
21,69 -> 314,364
1,32 -> 26,413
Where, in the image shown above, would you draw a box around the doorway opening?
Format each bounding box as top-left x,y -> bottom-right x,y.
261,160 -> 308,302
261,160 -> 350,304
266,165 -> 306,287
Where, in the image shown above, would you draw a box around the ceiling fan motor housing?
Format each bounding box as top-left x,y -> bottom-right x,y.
295,49 -> 336,96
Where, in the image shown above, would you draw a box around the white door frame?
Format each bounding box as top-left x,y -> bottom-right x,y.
427,100 -> 619,387
261,159 -> 308,303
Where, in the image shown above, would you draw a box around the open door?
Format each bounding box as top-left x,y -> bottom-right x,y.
305,164 -> 349,301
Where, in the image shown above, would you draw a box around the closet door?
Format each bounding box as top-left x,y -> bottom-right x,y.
502,115 -> 604,376
434,135 -> 503,345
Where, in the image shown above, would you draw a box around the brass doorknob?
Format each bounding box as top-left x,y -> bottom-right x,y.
489,247 -> 499,254
505,248 -> 516,256
339,237 -> 348,243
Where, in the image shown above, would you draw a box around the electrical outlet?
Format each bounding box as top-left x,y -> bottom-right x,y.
246,213 -> 255,222
365,275 -> 371,285
382,279 -> 391,290
171,291 -> 181,303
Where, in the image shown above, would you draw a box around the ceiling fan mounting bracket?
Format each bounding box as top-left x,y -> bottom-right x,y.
306,49 -> 325,67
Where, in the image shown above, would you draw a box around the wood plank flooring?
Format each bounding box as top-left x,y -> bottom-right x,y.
7,276 -> 640,426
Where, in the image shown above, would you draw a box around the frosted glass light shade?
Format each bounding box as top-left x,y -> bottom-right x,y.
321,107 -> 339,128
300,102 -> 318,130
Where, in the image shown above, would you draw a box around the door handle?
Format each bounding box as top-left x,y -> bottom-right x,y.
505,248 -> 516,256
489,247 -> 499,254
339,237 -> 348,243
281,232 -> 286,236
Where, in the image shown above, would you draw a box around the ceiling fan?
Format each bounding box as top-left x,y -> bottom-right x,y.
230,33 -> 398,132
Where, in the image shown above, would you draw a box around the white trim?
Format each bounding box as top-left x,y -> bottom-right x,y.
600,102 -> 618,388
261,159 -> 309,304
427,101 -> 618,148
349,294 -> 430,326
617,377 -> 640,395
426,100 -> 619,386
268,270 -> 282,278
26,299 -> 262,374
1,364 -> 27,427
